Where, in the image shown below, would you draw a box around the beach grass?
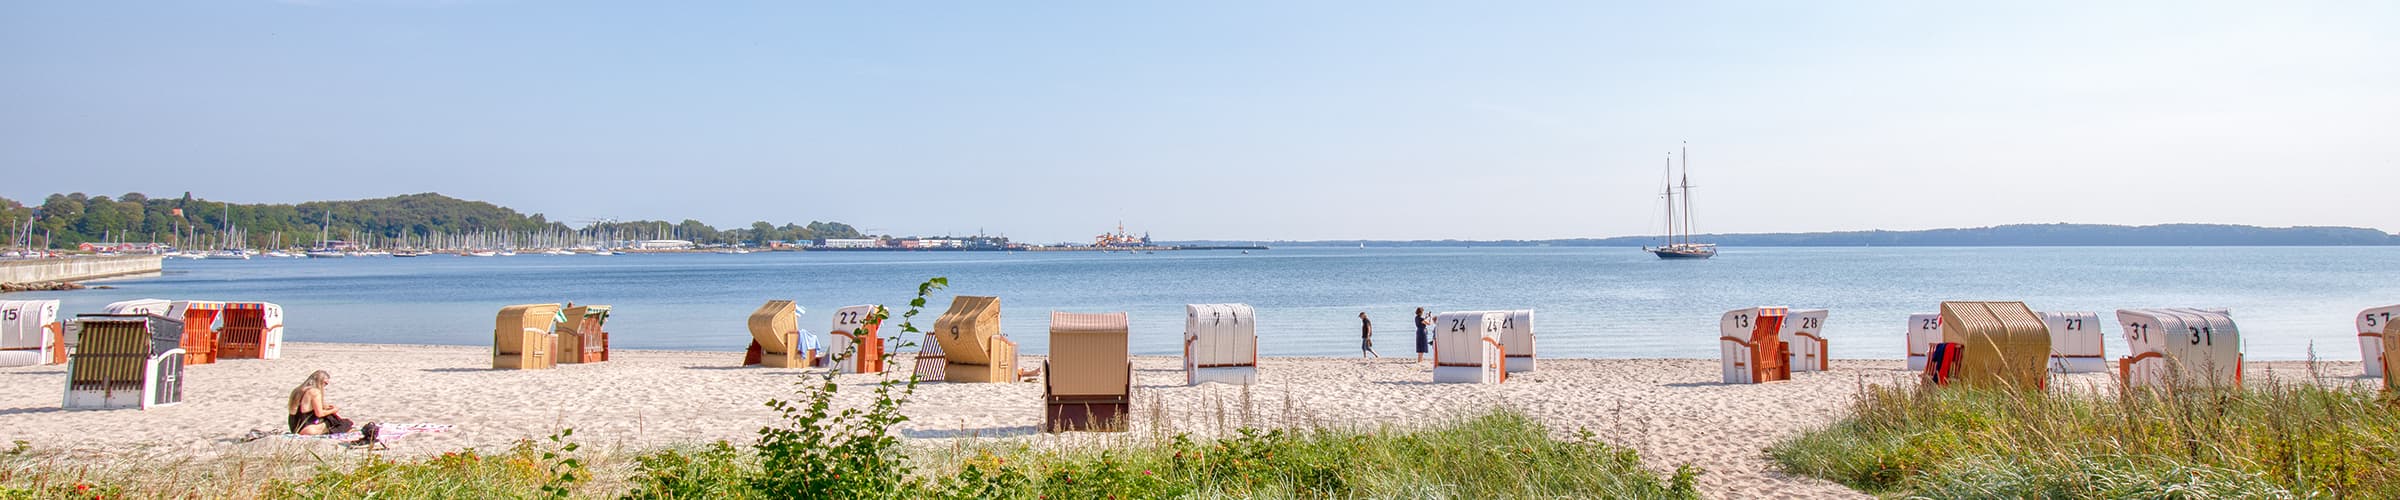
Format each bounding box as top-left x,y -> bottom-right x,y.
1768,370 -> 2400,498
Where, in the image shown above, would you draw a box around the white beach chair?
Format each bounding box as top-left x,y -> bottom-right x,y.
63,314 -> 186,410
2359,304 -> 2398,378
1431,311 -> 1506,384
827,304 -> 886,374
2115,308 -> 2242,389
103,299 -> 171,316
1183,303 -> 1258,385
1782,309 -> 1829,372
0,300 -> 64,367
1720,307 -> 1790,384
2040,311 -> 2106,373
1905,313 -> 1939,371
218,302 -> 285,360
1498,309 -> 1534,373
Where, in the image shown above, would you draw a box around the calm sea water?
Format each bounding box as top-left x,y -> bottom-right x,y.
15,247 -> 2398,360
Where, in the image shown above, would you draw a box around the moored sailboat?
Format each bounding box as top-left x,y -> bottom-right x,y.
1644,143 -> 1717,259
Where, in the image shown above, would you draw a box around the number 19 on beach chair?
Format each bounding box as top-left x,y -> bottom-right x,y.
828,304 -> 885,374
64,314 -> 185,410
744,301 -> 813,368
556,305 -> 611,363
0,300 -> 65,367
1719,307 -> 1789,384
2116,308 -> 2242,390
493,303 -> 562,370
215,302 -> 284,360
1938,301 -> 2050,389
1183,303 -> 1258,385
1432,311 -> 1506,384
1045,311 -> 1132,432
2040,311 -> 2106,373
2359,304 -> 2397,379
934,296 -> 1017,383
1782,309 -> 1830,372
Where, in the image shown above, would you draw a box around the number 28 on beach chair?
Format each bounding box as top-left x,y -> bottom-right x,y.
63,314 -> 185,410
744,301 -> 813,368
2040,311 -> 2106,373
556,305 -> 611,363
1938,301 -> 2050,389
828,304 -> 886,374
2359,304 -> 2398,379
0,300 -> 65,367
2116,308 -> 2242,390
1432,311 -> 1506,384
1782,309 -> 1829,372
493,303 -> 561,370
1905,313 -> 1940,371
1183,303 -> 1258,385
1045,311 -> 1132,432
215,302 -> 285,360
934,295 -> 1017,383
1719,307 -> 1789,384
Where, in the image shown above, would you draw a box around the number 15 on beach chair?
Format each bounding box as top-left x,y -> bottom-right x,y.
0,300 -> 64,367
1432,311 -> 1506,384
1719,307 -> 1789,384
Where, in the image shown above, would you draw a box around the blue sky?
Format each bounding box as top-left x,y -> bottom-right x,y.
4,1 -> 2394,242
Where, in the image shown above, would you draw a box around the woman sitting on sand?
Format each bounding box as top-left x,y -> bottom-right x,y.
288,370 -> 355,435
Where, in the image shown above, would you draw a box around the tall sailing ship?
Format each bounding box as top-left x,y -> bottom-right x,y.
1645,144 -> 1717,260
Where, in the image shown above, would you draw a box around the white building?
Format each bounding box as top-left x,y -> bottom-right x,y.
821,238 -> 881,249
632,239 -> 696,250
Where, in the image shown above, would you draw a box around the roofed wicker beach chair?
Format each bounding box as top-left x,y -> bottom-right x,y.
166,300 -> 224,365
1433,310 -> 1507,384
2359,304 -> 2398,378
934,295 -> 1017,383
64,314 -> 186,410
2115,308 -> 2242,390
493,303 -> 562,370
1905,313 -> 1939,371
215,302 -> 285,360
2385,320 -> 2399,392
2039,311 -> 2106,373
1936,301 -> 2051,389
556,304 -> 611,363
1782,309 -> 1830,372
827,304 -> 886,374
1183,303 -> 1258,385
1719,306 -> 1790,384
1498,309 -> 1535,373
103,299 -> 171,316
0,300 -> 64,367
744,300 -> 813,368
1045,311 -> 1132,432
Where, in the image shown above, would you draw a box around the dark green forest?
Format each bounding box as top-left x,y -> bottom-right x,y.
0,192 -> 861,249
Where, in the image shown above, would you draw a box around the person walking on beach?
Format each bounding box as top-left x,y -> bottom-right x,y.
1414,307 -> 1433,362
1359,312 -> 1380,359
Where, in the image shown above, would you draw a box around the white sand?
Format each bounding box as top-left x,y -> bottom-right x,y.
0,342 -> 2363,499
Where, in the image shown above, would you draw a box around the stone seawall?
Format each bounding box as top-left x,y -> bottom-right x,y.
0,255 -> 165,284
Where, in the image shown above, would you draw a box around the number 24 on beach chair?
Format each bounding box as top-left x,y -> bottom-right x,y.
1432,311 -> 1506,384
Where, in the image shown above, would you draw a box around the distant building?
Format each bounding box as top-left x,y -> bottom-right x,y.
633,239 -> 696,250
820,238 -> 882,249
77,242 -> 166,253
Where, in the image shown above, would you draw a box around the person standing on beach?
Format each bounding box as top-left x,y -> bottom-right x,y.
1359,312 -> 1380,359
1414,307 -> 1432,362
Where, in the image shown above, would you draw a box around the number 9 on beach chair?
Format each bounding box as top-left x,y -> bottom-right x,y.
493,303 -> 561,370
1782,309 -> 1829,372
216,302 -> 284,360
2360,304 -> 2398,379
2040,311 -> 2106,373
935,296 -> 1017,383
2116,308 -> 2242,389
63,314 -> 185,410
1183,304 -> 1258,385
1938,301 -> 2050,389
1905,313 -> 1939,371
744,301 -> 813,368
1719,307 -> 1789,384
828,304 -> 886,374
1046,311 -> 1132,432
1432,311 -> 1506,384
556,305 -> 611,363
1,300 -> 64,367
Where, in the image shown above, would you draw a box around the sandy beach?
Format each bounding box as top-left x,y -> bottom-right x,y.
0,342 -> 2365,499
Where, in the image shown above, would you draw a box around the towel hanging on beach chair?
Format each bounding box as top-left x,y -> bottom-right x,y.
1923,342 -> 1963,385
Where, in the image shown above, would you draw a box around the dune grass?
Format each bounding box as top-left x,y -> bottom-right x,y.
1769,372 -> 2400,498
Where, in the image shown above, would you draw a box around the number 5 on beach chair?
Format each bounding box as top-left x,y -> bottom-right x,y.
1045,312 -> 1132,432
63,314 -> 185,410
1719,307 -> 1789,384
934,296 -> 1017,383
1432,311 -> 1506,384
493,303 -> 561,370
0,300 -> 65,367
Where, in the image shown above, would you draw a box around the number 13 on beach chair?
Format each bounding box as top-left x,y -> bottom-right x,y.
1719,307 -> 1789,384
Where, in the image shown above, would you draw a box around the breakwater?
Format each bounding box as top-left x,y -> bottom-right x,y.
0,256 -> 164,285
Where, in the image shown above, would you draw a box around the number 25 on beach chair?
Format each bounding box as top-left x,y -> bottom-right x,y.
1782,309 -> 1829,372
1045,311 -> 1132,432
2116,308 -> 2242,390
1719,307 -> 1788,384
828,304 -> 885,374
1432,311 -> 1506,384
0,300 -> 65,367
493,303 -> 561,370
2359,304 -> 2398,379
63,314 -> 185,410
934,295 -> 1017,383
1937,301 -> 2050,389
1905,313 -> 1940,371
1183,303 -> 1258,385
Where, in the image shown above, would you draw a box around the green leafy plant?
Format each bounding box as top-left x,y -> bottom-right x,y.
745,277 -> 948,499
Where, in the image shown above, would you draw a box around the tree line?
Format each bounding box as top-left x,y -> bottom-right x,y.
0,192 -> 863,249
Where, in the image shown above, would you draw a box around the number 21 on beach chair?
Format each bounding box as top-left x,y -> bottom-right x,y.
0,300 -> 65,367
2359,304 -> 2398,379
1498,309 -> 1535,373
1432,311 -> 1506,384
1719,307 -> 1789,384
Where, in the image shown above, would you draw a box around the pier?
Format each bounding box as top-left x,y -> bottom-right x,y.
0,255 -> 165,286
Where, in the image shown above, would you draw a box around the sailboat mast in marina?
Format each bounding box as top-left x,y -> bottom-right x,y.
1644,143 -> 1717,259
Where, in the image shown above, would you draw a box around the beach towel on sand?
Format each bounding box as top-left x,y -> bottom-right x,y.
278,423 -> 454,443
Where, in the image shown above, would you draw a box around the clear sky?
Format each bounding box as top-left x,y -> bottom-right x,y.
4,1 -> 2394,243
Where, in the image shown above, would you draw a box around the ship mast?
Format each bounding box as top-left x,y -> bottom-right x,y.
1681,142 -> 1694,246
1661,153 -> 1676,248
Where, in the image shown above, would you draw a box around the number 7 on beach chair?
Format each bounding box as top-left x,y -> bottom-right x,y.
1431,311 -> 1506,384
1045,311 -> 1132,432
1719,307 -> 1789,384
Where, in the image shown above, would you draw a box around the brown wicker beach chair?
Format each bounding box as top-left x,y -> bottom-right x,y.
933,296 -> 1016,383
64,314 -> 185,410
1938,301 -> 2050,389
745,301 -> 811,368
494,303 -> 562,369
1045,311 -> 1131,432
